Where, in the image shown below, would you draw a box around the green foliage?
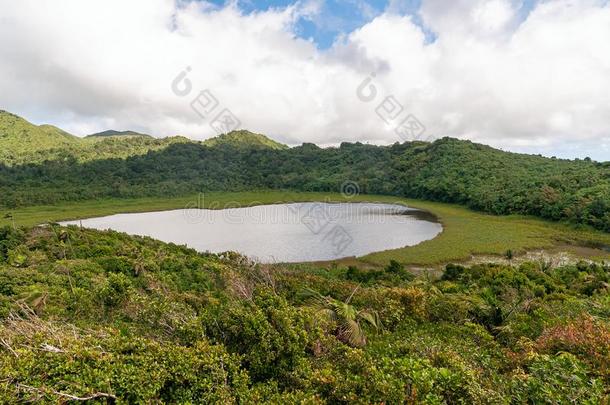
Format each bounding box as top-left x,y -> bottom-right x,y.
98,273 -> 132,307
344,261 -> 415,284
304,287 -> 381,347
0,321 -> 250,403
0,219 -> 609,401
0,226 -> 25,263
201,289 -> 312,383
1,110 -> 608,230
511,353 -> 604,404
0,110 -> 188,166
202,130 -> 288,150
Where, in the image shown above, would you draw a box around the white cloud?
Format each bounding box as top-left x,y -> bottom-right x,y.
0,0 -> 608,159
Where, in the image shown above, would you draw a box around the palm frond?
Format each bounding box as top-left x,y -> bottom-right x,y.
318,308 -> 338,323
345,285 -> 360,304
358,311 -> 377,329
334,302 -> 357,322
340,318 -> 366,347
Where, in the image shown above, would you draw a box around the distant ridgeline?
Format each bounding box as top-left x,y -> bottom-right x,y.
0,110 -> 608,231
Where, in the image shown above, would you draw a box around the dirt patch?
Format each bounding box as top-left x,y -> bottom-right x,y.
457,245 -> 609,269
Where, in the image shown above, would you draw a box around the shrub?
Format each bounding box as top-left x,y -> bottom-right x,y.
97,273 -> 132,307
201,289 -> 312,383
0,226 -> 25,263
511,353 -> 604,404
96,256 -> 134,276
441,263 -> 466,281
535,316 -> 610,376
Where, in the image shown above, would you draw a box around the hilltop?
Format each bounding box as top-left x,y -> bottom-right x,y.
0,110 -> 79,164
86,130 -> 153,139
0,111 -> 188,165
203,130 -> 288,150
0,112 -> 287,166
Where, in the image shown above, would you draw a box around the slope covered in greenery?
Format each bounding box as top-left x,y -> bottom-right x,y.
85,130 -> 152,138
202,130 -> 288,150
0,112 -> 288,166
0,111 -> 191,165
0,111 -> 80,164
0,225 -> 609,402
0,110 -> 608,230
1,137 -> 608,231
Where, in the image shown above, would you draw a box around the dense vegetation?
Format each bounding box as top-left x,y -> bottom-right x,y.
202,130 -> 289,150
1,110 -> 608,402
1,225 -> 609,403
1,115 -> 608,231
0,110 -> 189,165
85,130 -> 153,138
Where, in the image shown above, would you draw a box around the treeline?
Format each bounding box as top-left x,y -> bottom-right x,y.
1,137 -> 608,230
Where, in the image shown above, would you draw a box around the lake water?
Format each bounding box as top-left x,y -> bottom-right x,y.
62,203 -> 442,263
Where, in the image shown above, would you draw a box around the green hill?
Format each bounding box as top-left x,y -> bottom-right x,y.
86,130 -> 152,139
0,113 -> 285,166
0,111 -> 79,164
0,110 -> 608,231
203,130 -> 288,150
1,109 -> 610,402
0,111 -> 187,165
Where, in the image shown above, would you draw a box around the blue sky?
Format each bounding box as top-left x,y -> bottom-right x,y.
203,0 -> 426,48
205,0 -> 539,49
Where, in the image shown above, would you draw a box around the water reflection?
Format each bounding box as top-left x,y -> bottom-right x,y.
62,203 -> 442,263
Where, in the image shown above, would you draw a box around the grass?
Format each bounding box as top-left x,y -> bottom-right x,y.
1,191 -> 609,266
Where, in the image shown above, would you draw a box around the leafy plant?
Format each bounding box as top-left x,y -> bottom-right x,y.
304,286 -> 382,347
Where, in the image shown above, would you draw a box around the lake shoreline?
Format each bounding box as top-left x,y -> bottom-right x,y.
61,202 -> 442,263
2,191 -> 609,266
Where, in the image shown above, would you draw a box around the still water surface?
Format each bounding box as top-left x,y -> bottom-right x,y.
62,203 -> 442,263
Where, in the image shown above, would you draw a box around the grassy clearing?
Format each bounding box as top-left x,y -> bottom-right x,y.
361,199 -> 610,266
1,191 -> 608,265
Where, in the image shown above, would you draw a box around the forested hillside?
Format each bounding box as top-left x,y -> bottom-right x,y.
0,110 -> 79,164
202,130 -> 288,150
1,116 -> 608,231
0,111 -> 189,165
85,130 -> 153,138
1,225 -> 609,402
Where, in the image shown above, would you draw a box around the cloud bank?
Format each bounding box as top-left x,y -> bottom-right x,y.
0,0 -> 609,159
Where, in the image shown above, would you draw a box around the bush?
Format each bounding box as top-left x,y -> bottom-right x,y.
0,320 -> 250,403
201,289 -> 312,383
97,273 -> 132,307
441,263 -> 466,281
511,353 -> 604,404
0,226 -> 25,263
96,256 -> 134,276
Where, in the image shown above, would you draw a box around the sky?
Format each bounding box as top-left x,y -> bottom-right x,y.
0,0 -> 609,160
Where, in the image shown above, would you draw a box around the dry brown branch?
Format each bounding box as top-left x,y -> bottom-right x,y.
229,276 -> 253,300
0,337 -> 18,357
40,343 -> 64,353
15,382 -> 116,402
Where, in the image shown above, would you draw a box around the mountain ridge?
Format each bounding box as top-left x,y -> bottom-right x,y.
0,111 -> 289,165
1,109 -> 604,164
86,130 -> 153,139
203,130 -> 288,150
